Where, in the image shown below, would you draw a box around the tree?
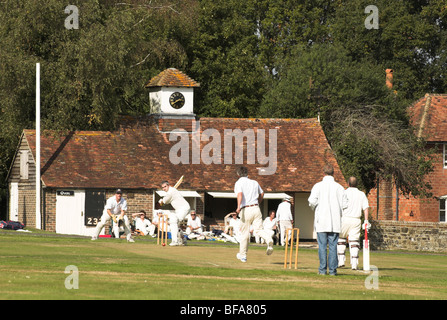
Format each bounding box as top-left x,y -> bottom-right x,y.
329,0 -> 446,99
329,107 -> 433,195
0,0 -> 199,216
252,0 -> 336,76
189,0 -> 266,118
258,43 -> 432,195
259,44 -> 406,120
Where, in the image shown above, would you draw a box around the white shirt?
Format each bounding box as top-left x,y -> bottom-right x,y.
105,196 -> 127,215
152,214 -> 161,224
135,218 -> 151,230
276,201 -> 293,221
263,217 -> 278,230
187,215 -> 202,229
308,175 -> 347,233
234,177 -> 263,207
162,187 -> 191,211
229,218 -> 242,235
343,187 -> 369,219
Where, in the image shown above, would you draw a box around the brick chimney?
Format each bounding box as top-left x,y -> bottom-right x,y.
386,69 -> 393,89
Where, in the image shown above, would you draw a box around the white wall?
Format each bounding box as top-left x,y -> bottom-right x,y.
149,87 -> 194,115
294,193 -> 316,239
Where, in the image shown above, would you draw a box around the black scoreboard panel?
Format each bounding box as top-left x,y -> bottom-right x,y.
84,190 -> 105,226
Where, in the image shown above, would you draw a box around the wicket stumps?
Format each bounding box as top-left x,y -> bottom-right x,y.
157,214 -> 168,246
284,228 -> 299,269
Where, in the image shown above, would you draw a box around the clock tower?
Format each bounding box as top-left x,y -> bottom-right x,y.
145,68 -> 200,118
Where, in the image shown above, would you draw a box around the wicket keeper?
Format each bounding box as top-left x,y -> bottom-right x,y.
91,189 -> 134,242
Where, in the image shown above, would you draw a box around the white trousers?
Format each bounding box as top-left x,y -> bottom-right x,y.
167,208 -> 190,243
340,216 -> 361,241
185,227 -> 203,235
279,220 -> 293,246
94,211 -> 132,240
258,229 -> 275,244
238,206 -> 273,258
222,232 -> 241,243
338,217 -> 361,268
137,224 -> 156,236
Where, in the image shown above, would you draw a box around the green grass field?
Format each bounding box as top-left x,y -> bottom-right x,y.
0,229 -> 446,301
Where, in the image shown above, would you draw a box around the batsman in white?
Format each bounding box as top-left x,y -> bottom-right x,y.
91,189 -> 134,242
158,180 -> 190,246
337,177 -> 370,270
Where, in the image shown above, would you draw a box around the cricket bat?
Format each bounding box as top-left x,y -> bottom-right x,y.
363,226 -> 370,271
173,175 -> 184,189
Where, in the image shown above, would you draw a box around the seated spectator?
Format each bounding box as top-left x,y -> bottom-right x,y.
185,210 -> 203,239
222,212 -> 242,243
132,210 -> 155,237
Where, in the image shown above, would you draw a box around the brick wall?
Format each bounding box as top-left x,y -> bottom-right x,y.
157,118 -> 196,133
18,187 -> 36,228
119,190 -> 154,216
367,144 -> 447,222
44,189 -> 56,231
370,220 -> 447,252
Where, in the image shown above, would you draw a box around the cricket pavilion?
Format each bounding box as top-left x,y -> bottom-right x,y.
6,68 -> 345,239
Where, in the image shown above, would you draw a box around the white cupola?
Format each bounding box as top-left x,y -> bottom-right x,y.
145,68 -> 200,118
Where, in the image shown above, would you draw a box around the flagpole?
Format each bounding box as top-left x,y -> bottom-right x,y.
36,63 -> 41,229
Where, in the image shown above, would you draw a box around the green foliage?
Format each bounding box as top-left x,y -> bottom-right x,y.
0,0 -> 445,212
258,44 -> 398,119
258,43 -> 433,194
0,0 -> 197,205
189,0 -> 266,117
329,0 -> 445,99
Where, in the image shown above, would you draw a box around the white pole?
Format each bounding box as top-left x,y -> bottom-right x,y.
35,63 -> 41,229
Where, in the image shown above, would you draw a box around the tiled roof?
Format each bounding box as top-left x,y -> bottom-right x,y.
409,94 -> 447,142
24,116 -> 346,192
145,68 -> 200,88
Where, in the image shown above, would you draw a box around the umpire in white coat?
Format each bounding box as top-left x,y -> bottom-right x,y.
308,164 -> 347,275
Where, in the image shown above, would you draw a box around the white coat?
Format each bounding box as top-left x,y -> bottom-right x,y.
308,176 -> 347,233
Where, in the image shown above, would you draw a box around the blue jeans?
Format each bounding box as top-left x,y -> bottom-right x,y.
317,232 -> 339,275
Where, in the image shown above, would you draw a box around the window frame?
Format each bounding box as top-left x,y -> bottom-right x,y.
440,197 -> 446,223
443,144 -> 447,169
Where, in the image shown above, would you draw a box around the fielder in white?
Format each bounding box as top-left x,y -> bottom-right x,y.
276,196 -> 294,246
260,210 -> 278,244
91,189 -> 134,242
337,176 -> 370,270
234,166 -> 273,262
158,180 -> 190,246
